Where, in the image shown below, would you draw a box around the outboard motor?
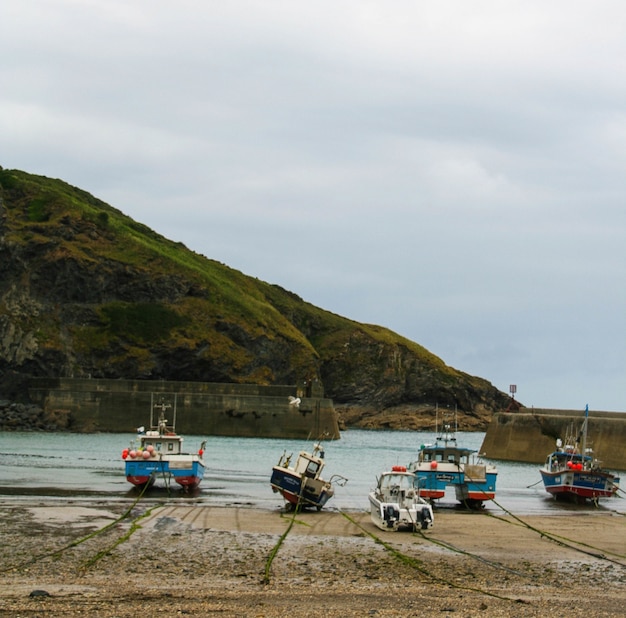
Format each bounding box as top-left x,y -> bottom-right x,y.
420,506 -> 432,529
383,505 -> 399,527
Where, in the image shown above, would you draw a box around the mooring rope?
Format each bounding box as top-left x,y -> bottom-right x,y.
415,528 -> 528,577
460,471 -> 626,566
78,504 -> 157,571
485,498 -> 626,567
1,476 -> 156,573
339,509 -> 521,603
263,481 -> 309,585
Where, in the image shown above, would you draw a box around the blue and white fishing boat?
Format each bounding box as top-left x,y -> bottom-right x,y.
540,405 -> 620,503
407,409 -> 497,508
369,466 -> 434,532
270,442 -> 347,510
122,395 -> 206,491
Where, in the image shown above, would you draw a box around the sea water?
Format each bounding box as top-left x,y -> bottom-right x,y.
0,429 -> 623,516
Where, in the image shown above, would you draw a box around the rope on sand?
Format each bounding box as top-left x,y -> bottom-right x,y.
1,476 -> 156,573
415,529 -> 527,577
339,510 -> 524,604
78,505 -> 156,571
263,484 -> 308,585
485,498 -> 626,567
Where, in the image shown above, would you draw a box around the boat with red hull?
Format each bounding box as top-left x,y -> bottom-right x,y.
539,405 -> 620,503
122,395 -> 206,491
407,408 -> 497,508
270,442 -> 347,510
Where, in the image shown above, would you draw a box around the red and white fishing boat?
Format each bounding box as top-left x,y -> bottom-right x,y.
539,405 -> 620,503
122,395 -> 206,490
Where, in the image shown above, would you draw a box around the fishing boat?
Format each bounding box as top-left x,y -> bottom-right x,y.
539,405 -> 620,503
121,395 -> 206,490
407,409 -> 498,508
369,465 -> 434,532
270,442 -> 347,510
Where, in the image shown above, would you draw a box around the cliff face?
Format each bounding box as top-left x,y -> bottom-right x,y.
0,167 -> 510,429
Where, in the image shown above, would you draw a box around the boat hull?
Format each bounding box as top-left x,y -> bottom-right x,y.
270,466 -> 334,509
126,474 -> 156,488
125,456 -> 205,489
413,467 -> 497,504
540,469 -> 619,501
368,493 -> 434,532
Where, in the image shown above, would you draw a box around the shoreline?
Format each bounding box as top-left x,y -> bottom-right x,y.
1,500 -> 625,617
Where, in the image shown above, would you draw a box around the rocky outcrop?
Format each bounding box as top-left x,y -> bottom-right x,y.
335,403 -> 494,432
318,329 -> 509,429
0,399 -> 70,431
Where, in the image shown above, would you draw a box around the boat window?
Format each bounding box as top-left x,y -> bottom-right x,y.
422,453 -> 431,462
155,442 -> 162,451
447,454 -> 456,463
435,453 -> 443,462
382,474 -> 412,490
168,443 -> 174,452
305,461 -> 319,478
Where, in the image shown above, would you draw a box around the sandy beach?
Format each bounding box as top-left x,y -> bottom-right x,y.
1,500 -> 625,617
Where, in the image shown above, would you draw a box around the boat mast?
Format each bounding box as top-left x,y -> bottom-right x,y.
580,404 -> 589,465
150,393 -> 177,434
435,404 -> 457,447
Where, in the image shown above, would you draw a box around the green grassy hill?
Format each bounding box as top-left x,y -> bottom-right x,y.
0,167 -> 510,428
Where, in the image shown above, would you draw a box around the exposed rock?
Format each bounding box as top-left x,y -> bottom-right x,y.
0,400 -> 65,431
335,403 -> 492,432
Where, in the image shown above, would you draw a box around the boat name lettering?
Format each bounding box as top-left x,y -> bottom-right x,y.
435,473 -> 457,482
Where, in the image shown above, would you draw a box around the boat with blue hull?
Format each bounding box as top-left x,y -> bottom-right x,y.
122,395 -> 206,491
539,405 -> 620,503
270,442 -> 347,510
407,410 -> 497,508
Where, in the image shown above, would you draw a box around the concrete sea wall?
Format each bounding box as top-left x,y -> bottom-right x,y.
28,378 -> 341,440
480,408 -> 626,471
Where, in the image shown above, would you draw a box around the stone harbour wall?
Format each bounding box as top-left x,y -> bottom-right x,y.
24,377 -> 341,440
480,408 -> 626,471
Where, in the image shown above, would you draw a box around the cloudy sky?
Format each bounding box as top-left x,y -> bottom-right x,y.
1,1 -> 624,411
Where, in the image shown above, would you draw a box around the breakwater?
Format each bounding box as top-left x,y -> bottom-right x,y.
480,408 -> 626,471
26,377 -> 341,440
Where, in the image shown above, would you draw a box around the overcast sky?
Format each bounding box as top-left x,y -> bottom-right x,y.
1,1 -> 624,411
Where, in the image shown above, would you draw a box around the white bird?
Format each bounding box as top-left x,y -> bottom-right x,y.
288,396 -> 301,408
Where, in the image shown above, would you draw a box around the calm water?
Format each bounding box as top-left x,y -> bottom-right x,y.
0,429 -> 623,516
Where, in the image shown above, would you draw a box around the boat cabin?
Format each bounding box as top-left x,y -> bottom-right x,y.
293,451 -> 324,479
139,431 -> 183,455
378,471 -> 416,493
418,446 -> 475,466
545,450 -> 594,472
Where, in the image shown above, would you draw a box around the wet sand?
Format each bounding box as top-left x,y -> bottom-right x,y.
1,500 -> 625,617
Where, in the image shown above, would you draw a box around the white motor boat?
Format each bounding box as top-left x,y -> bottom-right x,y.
369,466 -> 434,532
